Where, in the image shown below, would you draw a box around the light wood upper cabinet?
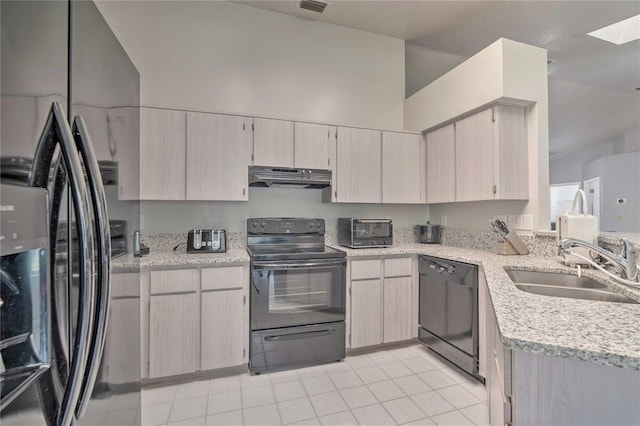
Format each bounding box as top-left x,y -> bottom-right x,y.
426,124 -> 456,203
334,127 -> 382,203
455,105 -> 527,202
139,108 -> 186,200
382,131 -> 423,204
252,118 -> 294,168
186,112 -> 252,201
294,122 -> 334,170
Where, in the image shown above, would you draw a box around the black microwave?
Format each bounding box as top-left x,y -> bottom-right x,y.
337,218 -> 393,248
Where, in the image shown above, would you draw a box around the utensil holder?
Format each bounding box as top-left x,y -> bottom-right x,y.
495,231 -> 529,255
495,241 -> 519,255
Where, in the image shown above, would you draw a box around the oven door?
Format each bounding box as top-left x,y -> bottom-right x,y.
251,258 -> 346,331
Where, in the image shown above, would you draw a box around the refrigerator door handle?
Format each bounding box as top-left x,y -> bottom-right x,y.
30,102 -> 96,426
72,115 -> 112,420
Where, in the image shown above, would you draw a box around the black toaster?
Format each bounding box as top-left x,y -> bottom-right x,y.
187,229 -> 227,253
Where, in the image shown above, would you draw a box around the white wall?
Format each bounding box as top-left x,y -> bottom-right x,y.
140,188 -> 430,234
405,38 -> 550,231
95,0 -> 405,130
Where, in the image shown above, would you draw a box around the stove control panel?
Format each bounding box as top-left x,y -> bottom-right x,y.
247,218 -> 325,235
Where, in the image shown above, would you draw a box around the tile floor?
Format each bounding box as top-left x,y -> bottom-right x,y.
142,343 -> 489,426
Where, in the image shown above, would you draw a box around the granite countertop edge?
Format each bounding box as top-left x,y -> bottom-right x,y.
112,243 -> 640,371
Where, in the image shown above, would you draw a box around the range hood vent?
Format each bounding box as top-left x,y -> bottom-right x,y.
298,0 -> 328,14
248,166 -> 331,189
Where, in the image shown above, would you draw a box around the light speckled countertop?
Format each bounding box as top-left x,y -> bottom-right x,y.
112,242 -> 640,370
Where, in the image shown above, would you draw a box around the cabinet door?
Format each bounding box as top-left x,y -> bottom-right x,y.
139,108 -> 186,200
103,297 -> 140,385
253,118 -> 294,168
148,292 -> 198,378
335,127 -> 381,203
186,112 -> 252,200
426,124 -> 456,203
108,106 -> 140,200
495,105 -> 528,200
294,122 -> 332,170
201,289 -> 245,370
350,279 -> 382,348
382,132 -> 422,204
383,277 -> 412,343
455,108 -> 495,202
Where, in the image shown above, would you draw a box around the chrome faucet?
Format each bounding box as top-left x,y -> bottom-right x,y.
557,238 -> 638,281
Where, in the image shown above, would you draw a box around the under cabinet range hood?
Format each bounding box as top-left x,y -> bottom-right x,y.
248,165 -> 331,189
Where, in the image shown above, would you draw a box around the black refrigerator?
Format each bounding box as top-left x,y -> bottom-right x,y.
1,1 -> 141,425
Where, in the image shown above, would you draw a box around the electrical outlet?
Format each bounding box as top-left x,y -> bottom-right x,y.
507,214 -> 521,230
507,214 -> 533,231
521,214 -> 533,231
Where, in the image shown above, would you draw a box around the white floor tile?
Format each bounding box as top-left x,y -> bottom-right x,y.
294,418 -> 322,426
169,416 -> 206,426
175,380 -> 210,401
142,385 -> 177,406
367,380 -> 406,402
386,346 -> 424,361
379,361 -> 414,379
430,410 -> 475,426
269,370 -> 300,385
208,390 -> 242,415
141,402 -> 172,425
277,397 -> 316,424
112,392 -> 140,411
273,381 -> 307,402
302,375 -> 336,395
168,396 -> 208,423
243,403 -> 282,426
323,361 -> 352,374
403,417 -> 437,426
318,410 -> 359,426
352,403 -> 397,426
339,385 -> 378,409
354,365 -> 390,384
459,402 -> 490,426
382,397 -> 428,424
461,381 -> 488,402
344,354 -> 375,369
410,391 -> 455,417
393,375 -> 432,396
440,366 -> 475,385
368,351 -> 398,365
297,365 -> 327,379
418,370 -> 457,389
240,373 -> 272,389
309,391 -> 348,416
206,409 -> 243,426
209,375 -> 241,395
328,370 -> 363,389
403,357 -> 438,374
436,384 -> 482,409
242,385 -> 276,408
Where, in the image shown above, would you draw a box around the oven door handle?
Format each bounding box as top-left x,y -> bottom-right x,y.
252,260 -> 345,270
264,329 -> 336,342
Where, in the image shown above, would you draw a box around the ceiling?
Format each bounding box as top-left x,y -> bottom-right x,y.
236,1 -> 640,156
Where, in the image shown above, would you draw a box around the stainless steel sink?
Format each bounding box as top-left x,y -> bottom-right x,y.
505,270 -> 639,304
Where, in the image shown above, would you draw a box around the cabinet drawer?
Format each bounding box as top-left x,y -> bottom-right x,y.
201,266 -> 245,291
384,257 -> 412,277
150,269 -> 198,294
350,259 -> 382,280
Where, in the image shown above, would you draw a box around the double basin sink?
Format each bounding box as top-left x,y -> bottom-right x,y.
506,269 -> 638,304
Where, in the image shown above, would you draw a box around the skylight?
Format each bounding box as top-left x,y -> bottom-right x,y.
587,14 -> 640,45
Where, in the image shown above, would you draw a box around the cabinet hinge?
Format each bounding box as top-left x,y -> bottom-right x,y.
492,185 -> 497,194
251,153 -> 254,161
348,334 -> 351,345
334,190 -> 337,199
328,158 -> 330,166
243,123 -> 246,131
243,295 -> 246,305
243,188 -> 246,196
328,130 -> 330,138
243,348 -> 246,358
335,131 -> 338,140
349,287 -> 351,296
251,123 -> 254,131
491,109 -> 496,122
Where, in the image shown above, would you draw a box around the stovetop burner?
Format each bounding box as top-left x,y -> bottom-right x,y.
246,218 -> 345,261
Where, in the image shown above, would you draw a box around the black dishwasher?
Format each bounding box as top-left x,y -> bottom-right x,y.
419,255 -> 481,381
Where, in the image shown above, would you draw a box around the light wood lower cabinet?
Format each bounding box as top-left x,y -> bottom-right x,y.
349,256 -> 414,349
201,289 -> 245,370
148,292 -> 198,378
143,265 -> 249,380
